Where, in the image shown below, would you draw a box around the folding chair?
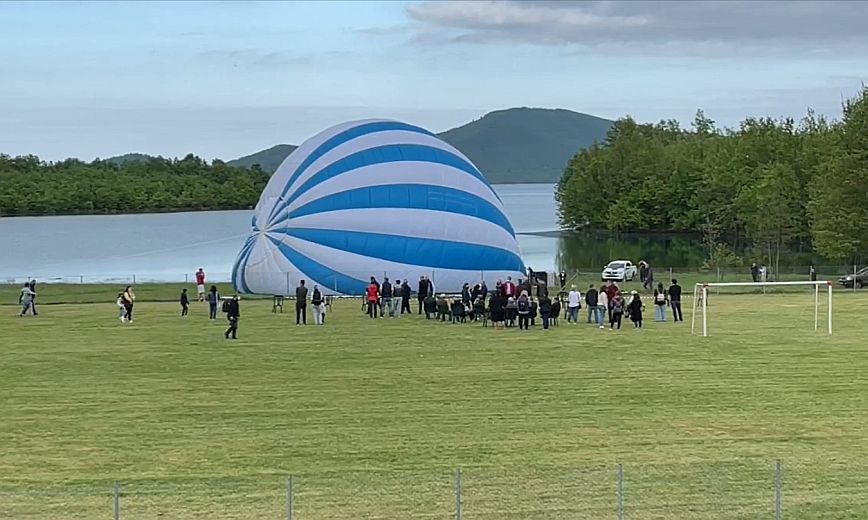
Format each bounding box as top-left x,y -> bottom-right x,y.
272,295 -> 284,313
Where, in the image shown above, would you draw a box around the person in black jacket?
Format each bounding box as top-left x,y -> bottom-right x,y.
417,276 -> 429,314
668,279 -> 683,322
295,280 -> 308,325
585,284 -> 599,324
381,277 -> 393,318
539,294 -> 552,330
224,295 -> 240,339
401,280 -> 412,314
180,288 -> 189,317
627,291 -> 644,328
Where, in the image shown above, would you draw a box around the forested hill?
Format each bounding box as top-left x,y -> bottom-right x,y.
557,87 -> 868,266
225,108 -> 613,183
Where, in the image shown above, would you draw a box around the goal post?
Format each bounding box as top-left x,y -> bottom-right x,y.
691,280 -> 833,337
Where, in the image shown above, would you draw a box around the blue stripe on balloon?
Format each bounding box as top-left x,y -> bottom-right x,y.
232,235 -> 256,293
266,121 -> 435,223
286,184 -> 516,237
267,144 -> 500,226
278,228 -> 525,272
266,236 -> 370,295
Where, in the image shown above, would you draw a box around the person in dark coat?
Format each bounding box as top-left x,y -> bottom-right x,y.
180,288 -> 189,316
417,276 -> 429,314
539,293 -> 552,330
381,277 -> 393,318
480,281 -> 488,301
224,295 -> 240,339
295,280 -> 308,325
461,283 -> 471,306
401,280 -> 412,314
627,291 -> 644,328
668,279 -> 683,322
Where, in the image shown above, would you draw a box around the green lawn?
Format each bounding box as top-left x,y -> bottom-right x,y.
2,290 -> 868,519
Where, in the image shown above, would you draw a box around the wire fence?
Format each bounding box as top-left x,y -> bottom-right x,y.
3,460 -> 867,519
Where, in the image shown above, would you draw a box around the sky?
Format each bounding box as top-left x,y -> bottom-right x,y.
1,0 -> 866,162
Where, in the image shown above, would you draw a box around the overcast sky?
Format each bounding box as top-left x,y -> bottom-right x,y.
1,0 -> 866,161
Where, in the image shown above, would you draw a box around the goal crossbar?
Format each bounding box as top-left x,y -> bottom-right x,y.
691,280 -> 833,337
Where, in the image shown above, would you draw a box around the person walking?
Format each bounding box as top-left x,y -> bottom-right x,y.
311,285 -> 325,325
122,286 -> 136,323
628,291 -> 644,328
567,285 -> 581,323
381,277 -> 393,318
400,279 -> 411,315
539,293 -> 552,330
668,279 -> 683,322
180,288 -> 189,317
597,288 -> 608,329
207,285 -> 220,320
224,295 -> 240,339
27,279 -> 38,315
516,292 -> 531,330
18,283 -> 36,317
585,284 -> 599,324
295,280 -> 309,325
366,277 -> 380,318
195,268 -> 206,301
609,294 -> 624,330
653,282 -> 668,322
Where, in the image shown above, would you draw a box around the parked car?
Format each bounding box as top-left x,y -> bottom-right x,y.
839,267 -> 868,288
602,260 -> 637,282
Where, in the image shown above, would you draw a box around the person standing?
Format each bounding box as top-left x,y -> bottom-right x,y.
366,277 -> 380,318
567,285 -> 581,324
643,264 -> 654,291
224,295 -> 240,339
653,282 -> 668,322
311,285 -> 325,325
295,280 -> 308,325
381,277 -> 393,318
195,268 -> 206,301
400,279 -> 411,315
585,284 -> 599,324
207,285 -> 220,320
503,277 -> 516,299
597,289 -> 608,329
750,263 -> 759,283
391,280 -> 402,317
628,291 -> 644,328
417,276 -> 429,314
180,288 -> 189,317
609,294 -> 624,330
18,283 -> 35,317
539,293 -> 552,330
116,292 -> 126,322
27,279 -> 38,315
668,279 -> 683,322
122,286 -> 136,323
516,292 -> 531,330
480,280 -> 488,302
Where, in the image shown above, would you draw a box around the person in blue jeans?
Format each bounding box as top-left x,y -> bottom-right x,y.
207,285 -> 220,320
585,284 -> 599,324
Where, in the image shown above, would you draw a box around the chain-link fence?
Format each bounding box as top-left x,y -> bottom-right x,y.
3,460 -> 867,519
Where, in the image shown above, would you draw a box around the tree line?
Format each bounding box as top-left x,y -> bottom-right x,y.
0,154 -> 268,217
556,87 -> 868,271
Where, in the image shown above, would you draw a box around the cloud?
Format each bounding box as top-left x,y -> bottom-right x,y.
196,49 -> 317,67
404,1 -> 868,54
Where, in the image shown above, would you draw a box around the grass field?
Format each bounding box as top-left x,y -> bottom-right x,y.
2,287 -> 868,519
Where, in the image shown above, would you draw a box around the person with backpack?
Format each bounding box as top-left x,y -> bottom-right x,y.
668,279 -> 683,322
224,295 -> 240,339
311,285 -> 325,325
539,293 -> 552,330
207,285 -> 220,320
627,291 -> 644,328
516,292 -> 531,330
585,284 -> 599,324
609,294 -> 624,329
653,282 -> 668,322
180,288 -> 189,317
366,277 -> 380,319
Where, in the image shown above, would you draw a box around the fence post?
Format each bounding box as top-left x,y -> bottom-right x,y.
775,460 -> 782,520
113,482 -> 120,520
616,464 -> 624,520
455,468 -> 462,520
286,476 -> 293,520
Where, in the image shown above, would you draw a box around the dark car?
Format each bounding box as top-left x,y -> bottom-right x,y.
839,267 -> 868,288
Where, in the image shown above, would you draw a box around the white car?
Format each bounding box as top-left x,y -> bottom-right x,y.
602,260 -> 637,282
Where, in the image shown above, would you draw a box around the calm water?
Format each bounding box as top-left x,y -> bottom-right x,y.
2,182 -> 828,283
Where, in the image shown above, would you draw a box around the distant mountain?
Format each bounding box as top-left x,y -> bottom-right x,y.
227,144 -> 298,172
225,108 -> 613,184
104,153 -> 156,166
438,108 -> 613,184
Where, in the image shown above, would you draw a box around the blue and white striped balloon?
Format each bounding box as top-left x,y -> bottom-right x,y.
232,119 -> 526,295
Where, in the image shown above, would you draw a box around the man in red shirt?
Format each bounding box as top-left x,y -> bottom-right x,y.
195,268 -> 206,301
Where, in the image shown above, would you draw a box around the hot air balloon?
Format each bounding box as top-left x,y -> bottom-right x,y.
232,119 -> 525,295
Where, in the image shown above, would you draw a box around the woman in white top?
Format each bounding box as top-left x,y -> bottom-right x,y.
567,285 -> 581,324
597,290 -> 609,329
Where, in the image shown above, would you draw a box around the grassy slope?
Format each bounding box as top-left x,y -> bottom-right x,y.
2,291 -> 868,519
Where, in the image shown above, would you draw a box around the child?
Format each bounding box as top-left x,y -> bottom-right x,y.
180,288 -> 189,317
116,293 -> 126,322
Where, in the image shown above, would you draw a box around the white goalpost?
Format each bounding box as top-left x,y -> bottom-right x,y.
691,281 -> 833,337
